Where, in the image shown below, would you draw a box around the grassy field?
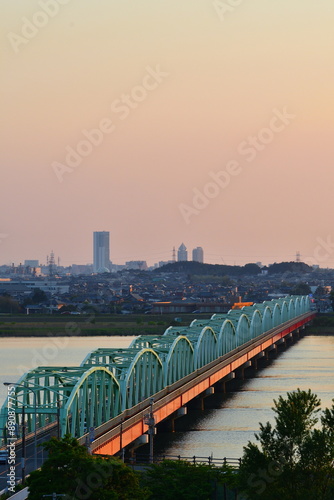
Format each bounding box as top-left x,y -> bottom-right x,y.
0,314 -> 332,338
305,325 -> 334,335
0,313 -> 211,337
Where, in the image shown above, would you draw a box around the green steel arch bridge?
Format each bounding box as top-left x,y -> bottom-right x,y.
0,296 -> 313,453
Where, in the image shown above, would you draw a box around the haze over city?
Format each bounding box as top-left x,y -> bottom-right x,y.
2,1 -> 334,267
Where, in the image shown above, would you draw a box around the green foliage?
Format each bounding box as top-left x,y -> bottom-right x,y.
268,262 -> 312,275
0,296 -> 20,313
153,261 -> 261,277
330,290 -> 334,310
141,459 -> 236,500
26,435 -> 149,500
238,389 -> 334,500
290,282 -> 312,296
30,288 -> 48,304
312,314 -> 334,327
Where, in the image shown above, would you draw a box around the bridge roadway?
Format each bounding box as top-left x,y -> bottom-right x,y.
85,311 -> 315,456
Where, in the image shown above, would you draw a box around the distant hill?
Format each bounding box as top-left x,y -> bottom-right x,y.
267,261 -> 312,274
153,260 -> 313,276
153,261 -> 261,276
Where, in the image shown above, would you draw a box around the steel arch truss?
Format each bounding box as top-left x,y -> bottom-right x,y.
186,327 -> 218,369
227,312 -> 251,346
272,303 -> 282,327
249,309 -> 263,338
122,349 -> 163,411
82,347 -> 164,410
0,366 -> 120,439
62,366 -> 120,437
0,296 -> 312,441
129,335 -> 194,386
217,319 -> 237,355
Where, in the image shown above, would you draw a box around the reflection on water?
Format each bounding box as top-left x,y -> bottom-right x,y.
153,335 -> 334,459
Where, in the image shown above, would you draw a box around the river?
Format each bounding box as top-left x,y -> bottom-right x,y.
153,334 -> 334,459
0,334 -> 333,460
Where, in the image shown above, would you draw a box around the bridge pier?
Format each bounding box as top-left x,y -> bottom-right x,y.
285,332 -> 293,345
267,343 -> 278,359
294,328 -> 301,339
189,387 -> 215,411
276,337 -> 287,351
215,372 -> 235,393
127,434 -> 149,460
253,352 -> 266,370
236,361 -> 252,380
158,407 -> 188,433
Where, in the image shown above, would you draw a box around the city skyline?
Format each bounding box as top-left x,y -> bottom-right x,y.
0,235 -> 332,269
2,1 -> 334,269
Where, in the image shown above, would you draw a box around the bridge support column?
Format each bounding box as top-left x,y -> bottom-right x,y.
158,407 -> 188,433
277,337 -> 286,351
216,372 -> 235,393
253,352 -> 265,370
239,360 -> 252,380
285,332 -> 293,345
267,344 -> 277,359
170,406 -> 187,432
191,387 -> 215,410
127,434 -> 149,461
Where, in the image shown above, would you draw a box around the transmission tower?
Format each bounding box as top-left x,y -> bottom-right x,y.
48,250 -> 56,277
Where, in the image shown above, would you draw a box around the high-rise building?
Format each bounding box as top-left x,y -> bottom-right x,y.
93,231 -> 110,272
192,246 -> 204,263
177,243 -> 188,262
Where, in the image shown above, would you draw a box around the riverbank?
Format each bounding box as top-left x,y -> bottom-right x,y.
305,326 -> 334,335
0,313 -> 209,337
0,314 -> 331,338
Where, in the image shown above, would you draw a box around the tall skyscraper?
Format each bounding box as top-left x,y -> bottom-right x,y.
177,243 -> 188,262
192,246 -> 204,263
93,231 -> 110,272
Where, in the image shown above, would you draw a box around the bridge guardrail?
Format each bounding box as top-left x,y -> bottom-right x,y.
130,453 -> 241,468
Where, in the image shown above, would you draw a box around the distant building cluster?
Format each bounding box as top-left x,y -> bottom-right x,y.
177,243 -> 204,263
3,233 -> 205,276
92,233 -> 204,272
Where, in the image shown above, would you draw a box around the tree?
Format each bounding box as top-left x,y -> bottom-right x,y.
0,295 -> 20,313
141,459 -> 237,500
30,287 -> 48,304
329,290 -> 334,310
26,435 -> 149,500
291,282 -> 312,295
238,389 -> 334,500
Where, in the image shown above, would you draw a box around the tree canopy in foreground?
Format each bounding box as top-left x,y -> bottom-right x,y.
238,389 -> 334,500
26,435 -> 148,500
141,459 -> 237,500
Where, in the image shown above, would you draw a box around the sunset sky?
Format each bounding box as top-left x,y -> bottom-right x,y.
1,0 -> 334,268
